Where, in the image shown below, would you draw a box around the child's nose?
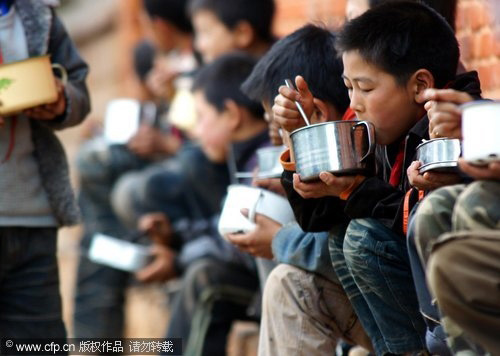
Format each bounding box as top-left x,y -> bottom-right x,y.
349,90 -> 364,113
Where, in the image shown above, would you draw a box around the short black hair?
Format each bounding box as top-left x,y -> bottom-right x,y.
420,0 -> 457,31
241,24 -> 350,115
144,0 -> 193,34
133,40 -> 156,82
336,1 -> 459,88
192,52 -> 264,119
368,0 -> 457,31
188,0 -> 275,42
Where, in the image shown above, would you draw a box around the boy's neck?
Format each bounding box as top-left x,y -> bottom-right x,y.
174,32 -> 194,55
246,40 -> 272,59
232,114 -> 268,142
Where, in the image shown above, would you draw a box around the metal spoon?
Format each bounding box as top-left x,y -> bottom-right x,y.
285,79 -> 311,126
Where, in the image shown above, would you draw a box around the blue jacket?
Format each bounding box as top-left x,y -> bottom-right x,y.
272,223 -> 342,283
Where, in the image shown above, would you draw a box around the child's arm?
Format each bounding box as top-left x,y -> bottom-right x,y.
226,210 -> 281,259
405,88 -> 475,191
407,161 -> 461,191
281,170 -> 349,232
424,88 -> 474,139
458,159 -> 500,181
28,14 -> 90,130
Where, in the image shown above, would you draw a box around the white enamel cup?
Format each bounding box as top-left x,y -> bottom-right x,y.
217,184 -> 295,239
88,233 -> 152,272
462,100 -> 500,165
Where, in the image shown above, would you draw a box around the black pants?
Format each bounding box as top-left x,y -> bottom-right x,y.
166,258 -> 258,356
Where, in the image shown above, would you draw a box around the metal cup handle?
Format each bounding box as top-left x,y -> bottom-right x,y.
247,191 -> 264,223
51,63 -> 68,86
352,121 -> 376,162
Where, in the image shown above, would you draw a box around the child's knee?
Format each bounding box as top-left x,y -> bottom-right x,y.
454,181 -> 500,229
343,219 -> 378,274
263,264 -> 304,306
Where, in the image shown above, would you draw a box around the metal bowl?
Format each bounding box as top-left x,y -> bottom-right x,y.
290,120 -> 375,181
256,145 -> 286,179
416,138 -> 461,173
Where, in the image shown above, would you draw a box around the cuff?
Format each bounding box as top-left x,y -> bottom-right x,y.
280,148 -> 296,171
339,175 -> 366,200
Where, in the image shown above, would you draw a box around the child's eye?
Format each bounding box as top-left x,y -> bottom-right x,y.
360,88 -> 373,93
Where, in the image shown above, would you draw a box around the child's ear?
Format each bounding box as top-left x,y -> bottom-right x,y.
224,99 -> 241,130
412,69 -> 435,104
313,99 -> 342,123
233,21 -> 255,48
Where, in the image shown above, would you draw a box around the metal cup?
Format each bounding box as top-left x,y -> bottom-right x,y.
290,120 -> 376,181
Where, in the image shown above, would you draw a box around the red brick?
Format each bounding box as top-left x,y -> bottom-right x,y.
458,33 -> 473,61
328,0 -> 346,17
479,30 -> 495,57
493,62 -> 500,88
495,29 -> 500,56
469,2 -> 487,31
456,0 -> 469,31
477,64 -> 496,90
455,2 -> 467,31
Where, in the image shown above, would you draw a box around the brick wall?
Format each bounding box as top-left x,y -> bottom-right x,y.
273,0 -> 500,99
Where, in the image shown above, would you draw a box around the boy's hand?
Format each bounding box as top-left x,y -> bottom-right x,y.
23,78 -> 66,120
273,76 -> 316,133
226,209 -> 280,259
458,158 -> 500,181
252,176 -> 287,197
268,118 -> 284,146
128,126 -> 181,157
135,245 -> 177,283
145,58 -> 178,99
138,212 -> 172,246
407,161 -> 461,191
292,172 -> 365,199
423,88 -> 473,139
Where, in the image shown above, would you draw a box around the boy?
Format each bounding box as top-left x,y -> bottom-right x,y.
120,0 -> 277,227
0,0 -> 90,338
423,7 -> 500,353
188,0 -> 275,63
153,53 -> 270,356
229,24 -> 372,355
408,88 -> 498,355
273,2 -> 481,354
427,161 -> 500,355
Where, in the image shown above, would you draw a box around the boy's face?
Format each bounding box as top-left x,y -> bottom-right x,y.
145,14 -> 176,53
193,90 -> 232,162
342,50 -> 422,145
192,10 -> 239,63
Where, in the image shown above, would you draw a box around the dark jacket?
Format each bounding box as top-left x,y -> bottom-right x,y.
172,129 -> 271,273
17,0 -> 91,226
282,71 -> 482,235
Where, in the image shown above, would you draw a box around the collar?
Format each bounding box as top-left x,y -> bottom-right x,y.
14,0 -> 52,57
231,129 -> 270,169
0,0 -> 13,16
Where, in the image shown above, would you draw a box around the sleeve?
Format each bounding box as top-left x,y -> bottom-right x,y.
45,13 -> 91,130
281,170 -> 349,232
271,223 -> 339,282
172,216 -> 256,273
